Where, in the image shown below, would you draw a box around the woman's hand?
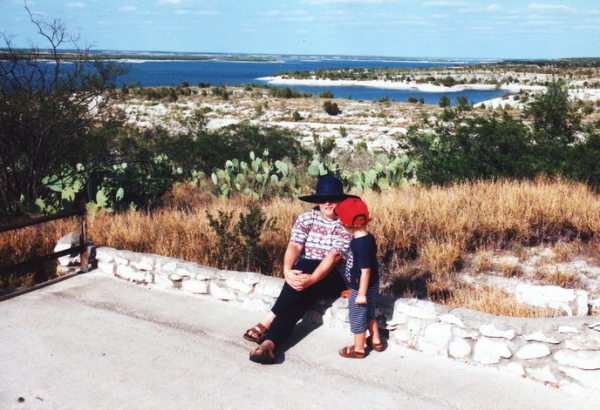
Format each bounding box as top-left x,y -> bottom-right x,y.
284,267 -> 302,287
283,242 -> 305,290
285,269 -> 314,291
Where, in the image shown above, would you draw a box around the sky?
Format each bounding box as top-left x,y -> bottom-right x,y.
1,0 -> 599,60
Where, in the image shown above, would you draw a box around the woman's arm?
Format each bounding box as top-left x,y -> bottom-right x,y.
283,241 -> 304,289
297,249 -> 342,289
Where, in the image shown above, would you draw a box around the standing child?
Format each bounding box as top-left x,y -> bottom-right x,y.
334,198 -> 384,359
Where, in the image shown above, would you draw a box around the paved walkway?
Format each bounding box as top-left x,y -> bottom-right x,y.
2,273 -> 599,410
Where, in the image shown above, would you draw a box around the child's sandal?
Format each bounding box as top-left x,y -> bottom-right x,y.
366,336 -> 386,352
339,346 -> 366,359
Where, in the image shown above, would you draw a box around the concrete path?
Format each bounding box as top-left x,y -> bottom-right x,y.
2,273 -> 599,410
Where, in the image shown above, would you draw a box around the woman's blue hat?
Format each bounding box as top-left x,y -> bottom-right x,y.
298,176 -> 358,203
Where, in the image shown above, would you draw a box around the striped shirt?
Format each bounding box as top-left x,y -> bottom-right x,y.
290,207 -> 353,262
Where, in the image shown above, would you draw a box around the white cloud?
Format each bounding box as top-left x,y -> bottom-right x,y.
174,9 -> 218,16
119,6 -> 137,12
486,4 -> 502,12
423,1 -> 469,7
527,3 -> 574,12
520,19 -> 559,27
301,0 -> 388,5
67,2 -> 86,8
157,0 -> 181,5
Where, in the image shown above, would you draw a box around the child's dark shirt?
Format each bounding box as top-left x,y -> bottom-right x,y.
344,232 -> 379,291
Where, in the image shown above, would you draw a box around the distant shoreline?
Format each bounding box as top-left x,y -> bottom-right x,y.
258,76 -> 546,93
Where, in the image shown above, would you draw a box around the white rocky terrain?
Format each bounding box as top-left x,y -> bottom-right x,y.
119,64 -> 600,153
117,71 -> 600,317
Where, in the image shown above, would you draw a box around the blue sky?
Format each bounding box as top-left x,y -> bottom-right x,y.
1,0 -> 599,59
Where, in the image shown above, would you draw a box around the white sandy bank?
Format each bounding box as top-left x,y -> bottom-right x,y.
259,76 -> 546,93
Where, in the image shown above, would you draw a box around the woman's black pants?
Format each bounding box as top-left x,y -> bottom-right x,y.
266,265 -> 345,347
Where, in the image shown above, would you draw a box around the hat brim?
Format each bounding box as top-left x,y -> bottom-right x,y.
297,193 -> 359,204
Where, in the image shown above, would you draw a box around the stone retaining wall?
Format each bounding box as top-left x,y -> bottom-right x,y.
94,247 -> 600,400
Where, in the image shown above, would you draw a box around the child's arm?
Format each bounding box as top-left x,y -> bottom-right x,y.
355,267 -> 370,305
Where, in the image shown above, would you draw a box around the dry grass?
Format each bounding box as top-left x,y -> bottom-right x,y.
3,176 -> 600,316
534,265 -> 580,288
446,284 -> 562,318
0,221 -> 73,293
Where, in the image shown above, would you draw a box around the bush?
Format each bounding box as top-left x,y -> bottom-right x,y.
439,95 -> 451,108
319,90 -> 334,98
407,111 -> 534,185
323,101 -> 341,116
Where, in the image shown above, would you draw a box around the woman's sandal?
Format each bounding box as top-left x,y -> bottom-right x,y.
339,346 -> 366,359
243,323 -> 267,344
366,336 -> 386,352
249,346 -> 275,365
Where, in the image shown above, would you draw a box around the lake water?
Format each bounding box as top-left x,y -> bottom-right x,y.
118,56 -> 505,106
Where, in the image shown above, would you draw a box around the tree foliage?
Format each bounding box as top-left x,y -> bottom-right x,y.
408,82 -> 600,188
408,112 -> 533,185
0,5 -> 128,218
523,81 -> 581,145
184,122 -> 309,173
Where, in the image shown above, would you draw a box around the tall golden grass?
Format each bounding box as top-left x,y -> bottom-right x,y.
3,177 -> 599,317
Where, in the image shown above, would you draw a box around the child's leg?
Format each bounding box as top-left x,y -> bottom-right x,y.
366,284 -> 381,344
354,331 -> 366,353
348,289 -> 367,353
367,319 -> 381,345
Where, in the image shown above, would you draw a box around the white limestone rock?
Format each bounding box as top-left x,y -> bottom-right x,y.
500,362 -> 526,377
54,233 -> 82,266
223,278 -> 253,294
524,332 -> 559,344
97,261 -> 116,275
440,313 -> 465,328
209,281 -> 239,301
154,274 -> 176,290
418,323 -> 452,357
239,297 -> 272,313
116,265 -> 147,282
564,332 -> 600,350
479,323 -> 515,340
575,290 -> 589,316
448,338 -> 471,359
559,366 -> 600,391
526,365 -> 558,384
516,343 -> 551,359
386,314 -> 408,329
160,261 -> 178,273
393,328 -> 415,344
554,349 -> 600,370
253,276 -> 285,299
515,284 -> 589,316
559,325 -> 580,334
473,337 -> 512,364
455,327 -> 480,339
393,299 -> 447,320
181,279 -> 209,294
94,247 -> 115,264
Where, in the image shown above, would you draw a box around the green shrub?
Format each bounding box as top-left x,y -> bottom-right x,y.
323,101 -> 341,116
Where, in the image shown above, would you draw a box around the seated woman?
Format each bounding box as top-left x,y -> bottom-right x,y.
243,175 -> 357,364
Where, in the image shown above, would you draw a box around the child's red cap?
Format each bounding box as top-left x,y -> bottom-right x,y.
334,198 -> 369,226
